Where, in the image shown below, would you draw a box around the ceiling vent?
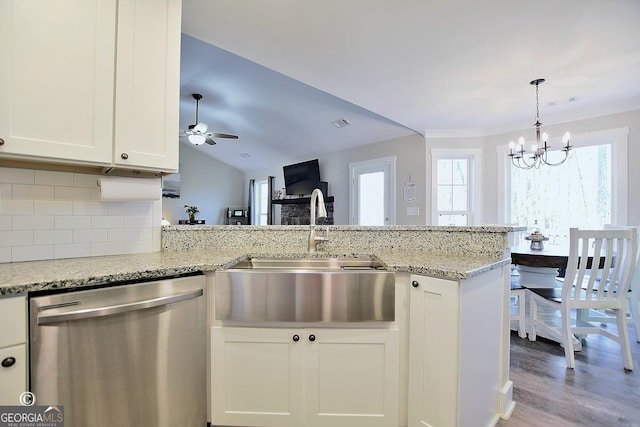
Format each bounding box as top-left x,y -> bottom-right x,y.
331,118 -> 351,128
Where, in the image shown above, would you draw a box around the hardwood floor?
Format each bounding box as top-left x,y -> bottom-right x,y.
498,328 -> 640,427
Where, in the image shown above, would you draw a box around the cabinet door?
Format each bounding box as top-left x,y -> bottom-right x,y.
0,344 -> 27,405
0,0 -> 115,165
407,275 -> 460,427
211,327 -> 304,427
113,0 -> 180,172
0,296 -> 26,348
305,328 -> 399,427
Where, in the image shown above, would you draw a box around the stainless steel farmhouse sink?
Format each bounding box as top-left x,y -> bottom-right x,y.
215,256 -> 395,322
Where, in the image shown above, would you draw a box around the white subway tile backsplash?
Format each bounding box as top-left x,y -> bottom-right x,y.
55,215 -> 91,230
124,215 -> 153,228
0,216 -> 10,230
124,239 -> 153,254
0,247 -> 10,263
0,200 -> 34,215
73,173 -> 100,188
0,230 -> 33,247
91,241 -> 123,257
91,215 -> 123,229
13,215 -> 55,231
12,245 -> 54,262
13,184 -> 55,200
1,167 -> 161,263
107,202 -> 139,216
35,170 -> 74,186
73,229 -> 107,243
138,202 -> 154,216
0,183 -> 12,199
55,186 -> 92,201
73,201 -> 108,216
108,228 -> 139,242
137,227 -> 153,241
54,243 -> 91,259
34,230 -> 73,245
34,200 -> 73,215
0,167 -> 34,184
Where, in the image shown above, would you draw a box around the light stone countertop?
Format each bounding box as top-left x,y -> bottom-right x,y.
0,248 -> 511,296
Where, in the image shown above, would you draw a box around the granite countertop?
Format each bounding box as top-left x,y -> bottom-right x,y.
0,249 -> 511,296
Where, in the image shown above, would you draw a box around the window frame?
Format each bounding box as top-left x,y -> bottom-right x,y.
497,127 -> 629,226
431,148 -> 482,226
348,156 -> 396,225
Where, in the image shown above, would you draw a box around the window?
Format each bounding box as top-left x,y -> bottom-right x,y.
500,127 -> 628,242
431,149 -> 482,225
252,177 -> 269,225
349,157 -> 396,225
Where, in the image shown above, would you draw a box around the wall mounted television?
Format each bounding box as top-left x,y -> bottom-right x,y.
283,159 -> 321,196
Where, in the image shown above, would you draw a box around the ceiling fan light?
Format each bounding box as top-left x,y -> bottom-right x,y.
193,122 -> 209,134
188,134 -> 207,145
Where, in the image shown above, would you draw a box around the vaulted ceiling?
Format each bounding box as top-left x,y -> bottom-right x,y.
179,0 -> 640,171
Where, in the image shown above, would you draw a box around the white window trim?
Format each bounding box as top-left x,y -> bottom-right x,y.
252,177 -> 269,225
496,127 -> 629,226
431,148 -> 482,225
348,156 -> 396,225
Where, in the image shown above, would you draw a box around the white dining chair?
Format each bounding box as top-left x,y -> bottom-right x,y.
510,277 -> 527,338
579,225 -> 640,342
528,227 -> 638,370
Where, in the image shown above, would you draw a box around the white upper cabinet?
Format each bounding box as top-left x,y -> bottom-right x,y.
113,0 -> 181,171
0,0 -> 180,173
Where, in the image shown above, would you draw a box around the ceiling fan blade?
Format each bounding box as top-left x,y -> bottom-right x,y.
204,138 -> 217,145
211,132 -> 239,139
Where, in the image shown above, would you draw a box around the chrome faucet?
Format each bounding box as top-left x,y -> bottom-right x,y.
308,188 -> 328,252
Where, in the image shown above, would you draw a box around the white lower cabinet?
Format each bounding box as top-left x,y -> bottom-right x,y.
0,296 -> 27,405
211,326 -> 399,427
407,268 -> 507,427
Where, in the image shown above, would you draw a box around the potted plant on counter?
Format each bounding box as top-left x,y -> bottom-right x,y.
184,205 -> 200,224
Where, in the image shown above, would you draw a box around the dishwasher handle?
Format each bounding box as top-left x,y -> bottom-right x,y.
37,288 -> 204,325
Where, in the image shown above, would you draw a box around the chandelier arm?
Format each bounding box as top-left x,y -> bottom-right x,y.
512,155 -> 534,170
541,149 -> 570,166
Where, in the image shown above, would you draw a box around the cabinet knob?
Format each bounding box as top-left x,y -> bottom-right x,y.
120,153 -> 129,160
412,280 -> 419,288
309,334 -> 316,342
292,334 -> 300,342
1,357 -> 16,368
0,138 -> 4,146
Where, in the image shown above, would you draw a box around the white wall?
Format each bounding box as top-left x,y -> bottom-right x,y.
0,167 -> 162,263
162,143 -> 246,225
245,133 -> 427,225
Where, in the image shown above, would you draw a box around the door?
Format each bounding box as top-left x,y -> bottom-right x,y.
211,327 -> 304,427
349,157 -> 396,225
0,0 -> 115,165
305,328 -> 399,427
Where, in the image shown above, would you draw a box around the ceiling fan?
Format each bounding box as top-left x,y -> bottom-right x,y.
181,93 -> 239,146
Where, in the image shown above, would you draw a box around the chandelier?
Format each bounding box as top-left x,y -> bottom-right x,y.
508,78 -> 572,169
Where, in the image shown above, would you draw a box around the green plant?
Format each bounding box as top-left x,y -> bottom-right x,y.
184,205 -> 199,221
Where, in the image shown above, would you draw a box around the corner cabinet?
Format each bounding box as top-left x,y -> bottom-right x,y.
0,296 -> 27,405
407,267 -> 512,427
0,0 -> 181,173
211,326 -> 399,427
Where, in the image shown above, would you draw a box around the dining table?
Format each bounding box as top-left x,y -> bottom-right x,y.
510,243 -> 569,288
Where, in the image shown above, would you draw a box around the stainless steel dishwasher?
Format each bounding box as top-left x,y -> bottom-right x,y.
29,274 -> 206,427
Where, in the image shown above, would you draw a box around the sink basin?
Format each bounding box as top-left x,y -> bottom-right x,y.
216,256 -> 395,323
228,256 -> 387,271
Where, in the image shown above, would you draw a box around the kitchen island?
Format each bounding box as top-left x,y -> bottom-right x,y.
0,225 -> 519,427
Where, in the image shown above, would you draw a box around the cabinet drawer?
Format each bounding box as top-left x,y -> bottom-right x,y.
0,296 -> 27,348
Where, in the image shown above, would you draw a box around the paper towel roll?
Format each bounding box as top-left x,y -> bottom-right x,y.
98,176 -> 162,201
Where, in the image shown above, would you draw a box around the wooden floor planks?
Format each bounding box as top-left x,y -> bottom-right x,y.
497,328 -> 640,427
